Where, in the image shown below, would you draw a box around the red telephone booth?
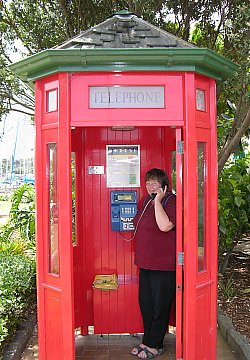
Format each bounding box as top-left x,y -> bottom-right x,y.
10,10 -> 238,360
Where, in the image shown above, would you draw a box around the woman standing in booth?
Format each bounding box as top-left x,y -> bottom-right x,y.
131,168 -> 176,359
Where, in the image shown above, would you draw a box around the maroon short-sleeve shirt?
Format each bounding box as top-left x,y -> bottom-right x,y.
134,193 -> 176,271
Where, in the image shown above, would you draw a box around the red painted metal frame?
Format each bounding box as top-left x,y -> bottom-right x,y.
183,72 -> 197,359
58,73 -> 75,358
34,70 -> 218,360
175,127 -> 183,359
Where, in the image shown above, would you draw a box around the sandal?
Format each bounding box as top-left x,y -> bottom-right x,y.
131,344 -> 145,356
138,347 -> 165,359
157,348 -> 165,355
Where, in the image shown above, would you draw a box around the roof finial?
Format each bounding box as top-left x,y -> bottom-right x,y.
112,9 -> 135,17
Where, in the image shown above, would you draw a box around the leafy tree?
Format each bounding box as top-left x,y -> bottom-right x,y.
216,4 -> 249,173
189,2 -> 250,174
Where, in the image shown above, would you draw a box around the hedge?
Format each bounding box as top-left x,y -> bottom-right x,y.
0,254 -> 36,356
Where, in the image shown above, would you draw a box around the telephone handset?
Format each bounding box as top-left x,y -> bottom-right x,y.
150,185 -> 166,200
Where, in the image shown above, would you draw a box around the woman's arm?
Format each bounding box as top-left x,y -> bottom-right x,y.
154,199 -> 174,232
152,187 -> 174,232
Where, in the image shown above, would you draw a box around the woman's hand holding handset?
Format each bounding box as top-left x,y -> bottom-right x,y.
151,186 -> 167,202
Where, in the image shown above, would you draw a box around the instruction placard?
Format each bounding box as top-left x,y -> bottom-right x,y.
106,145 -> 140,188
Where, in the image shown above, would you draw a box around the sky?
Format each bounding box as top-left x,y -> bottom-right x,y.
0,35 -> 34,161
0,112 -> 35,160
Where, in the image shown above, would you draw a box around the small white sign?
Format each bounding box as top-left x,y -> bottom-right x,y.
88,166 -> 104,174
90,86 -> 165,109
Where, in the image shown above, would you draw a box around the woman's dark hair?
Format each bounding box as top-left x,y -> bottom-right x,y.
145,168 -> 170,189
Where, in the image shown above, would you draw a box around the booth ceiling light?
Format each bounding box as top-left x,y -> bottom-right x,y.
111,126 -> 135,131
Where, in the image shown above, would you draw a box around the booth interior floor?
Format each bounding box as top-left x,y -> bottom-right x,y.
74,332 -> 175,359
21,327 -> 238,360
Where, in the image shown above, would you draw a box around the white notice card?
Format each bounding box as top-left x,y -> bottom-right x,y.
106,145 -> 140,188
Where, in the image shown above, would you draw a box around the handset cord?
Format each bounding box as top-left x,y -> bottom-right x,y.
119,197 -> 153,242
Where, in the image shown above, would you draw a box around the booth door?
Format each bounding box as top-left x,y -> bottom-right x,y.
36,72 -> 75,360
183,128 -> 217,360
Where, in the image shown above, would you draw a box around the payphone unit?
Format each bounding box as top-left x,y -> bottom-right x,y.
110,190 -> 137,231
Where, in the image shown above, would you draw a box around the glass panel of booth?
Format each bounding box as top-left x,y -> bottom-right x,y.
46,89 -> 58,112
48,143 -> 59,275
196,89 -> 206,112
197,142 -> 207,272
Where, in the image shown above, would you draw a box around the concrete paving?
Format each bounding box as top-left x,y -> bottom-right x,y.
20,327 -> 239,360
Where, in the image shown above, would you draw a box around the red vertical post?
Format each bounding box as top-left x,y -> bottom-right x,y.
183,72 -> 197,360
34,80 -> 46,359
58,73 -> 75,358
175,127 -> 183,358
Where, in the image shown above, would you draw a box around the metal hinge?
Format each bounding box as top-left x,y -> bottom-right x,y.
177,141 -> 184,154
178,251 -> 184,265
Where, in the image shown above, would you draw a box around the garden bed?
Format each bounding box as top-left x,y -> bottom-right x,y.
218,240 -> 250,340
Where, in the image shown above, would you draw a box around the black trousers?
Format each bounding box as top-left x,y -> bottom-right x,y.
139,268 -> 176,349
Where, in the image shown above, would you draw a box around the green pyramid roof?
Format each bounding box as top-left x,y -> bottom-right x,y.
10,11 -> 238,87
55,10 -> 195,50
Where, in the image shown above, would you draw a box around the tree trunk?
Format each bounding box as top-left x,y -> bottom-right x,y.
218,106 -> 250,174
219,227 -> 243,274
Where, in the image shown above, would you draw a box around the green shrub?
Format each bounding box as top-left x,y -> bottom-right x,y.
0,234 -> 27,255
9,183 -> 36,244
218,275 -> 235,299
0,254 -> 36,355
0,184 -> 36,260
218,153 -> 250,273
0,184 -> 37,356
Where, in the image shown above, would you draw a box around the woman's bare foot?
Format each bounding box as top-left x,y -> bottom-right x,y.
131,343 -> 146,356
138,347 -> 159,359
